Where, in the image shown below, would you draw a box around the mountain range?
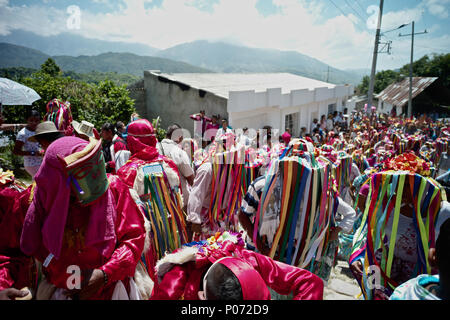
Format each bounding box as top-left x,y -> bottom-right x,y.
0,43 -> 213,75
0,31 -> 368,85
154,40 -> 367,85
0,30 -> 159,57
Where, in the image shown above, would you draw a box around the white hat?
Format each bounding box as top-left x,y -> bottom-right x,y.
72,120 -> 95,139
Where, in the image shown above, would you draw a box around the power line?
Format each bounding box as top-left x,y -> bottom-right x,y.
355,0 -> 370,19
328,0 -> 362,27
343,0 -> 368,24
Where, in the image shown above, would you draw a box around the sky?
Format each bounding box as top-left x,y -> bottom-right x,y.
0,0 -> 449,71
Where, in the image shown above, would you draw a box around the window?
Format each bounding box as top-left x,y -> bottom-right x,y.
285,112 -> 299,136
328,103 -> 337,114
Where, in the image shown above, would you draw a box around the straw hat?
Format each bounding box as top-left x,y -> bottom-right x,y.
72,120 -> 95,139
28,121 -> 62,142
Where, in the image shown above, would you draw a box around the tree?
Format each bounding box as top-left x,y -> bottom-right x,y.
40,58 -> 62,77
1,61 -> 137,137
357,53 -> 450,95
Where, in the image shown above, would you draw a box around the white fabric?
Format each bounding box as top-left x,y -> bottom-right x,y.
186,162 -> 212,224
111,279 -> 141,300
215,127 -> 233,141
132,161 -> 180,196
157,139 -> 194,207
389,274 -> 441,300
326,119 -> 334,131
16,127 -> 43,167
336,197 -> 357,234
115,149 -> 130,171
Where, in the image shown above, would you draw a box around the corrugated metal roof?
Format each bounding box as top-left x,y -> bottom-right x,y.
376,77 -> 438,108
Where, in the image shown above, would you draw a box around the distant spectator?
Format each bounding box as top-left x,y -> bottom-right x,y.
282,128 -> 292,146
130,112 -> 141,122
326,114 -> 334,132
190,110 -> 212,145
311,118 -> 319,133
13,109 -> 43,179
205,115 -> 220,144
101,122 -> 128,174
300,127 -> 307,138
28,121 -> 64,151
215,119 -> 233,142
116,121 -> 126,139
157,124 -> 195,210
320,115 -> 327,131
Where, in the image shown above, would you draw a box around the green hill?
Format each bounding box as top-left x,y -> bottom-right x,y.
0,43 -> 50,68
0,43 -> 213,77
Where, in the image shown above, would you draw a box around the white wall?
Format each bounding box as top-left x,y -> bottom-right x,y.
227,83 -> 354,136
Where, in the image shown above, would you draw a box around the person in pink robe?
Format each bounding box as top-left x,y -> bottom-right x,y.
150,233 -> 323,300
20,136 -> 145,300
0,177 -> 35,300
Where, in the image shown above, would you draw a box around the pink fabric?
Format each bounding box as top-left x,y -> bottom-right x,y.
218,257 -> 271,300
127,119 -> 157,154
33,175 -> 145,299
359,183 -> 370,197
20,136 -> 116,260
118,119 -> 181,188
282,132 -> 291,144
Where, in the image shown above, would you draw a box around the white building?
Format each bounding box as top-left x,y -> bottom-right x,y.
138,71 -> 354,136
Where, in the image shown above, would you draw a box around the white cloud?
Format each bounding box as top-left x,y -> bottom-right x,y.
0,0 -> 447,71
0,3 -> 66,36
424,0 -> 450,19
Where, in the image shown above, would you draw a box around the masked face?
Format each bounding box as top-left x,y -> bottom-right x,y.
65,141 -> 109,206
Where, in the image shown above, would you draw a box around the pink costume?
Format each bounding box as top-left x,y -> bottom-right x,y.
190,114 -> 212,140
117,119 -> 180,188
150,238 -> 323,300
281,131 -> 291,145
0,180 -> 35,292
20,137 -> 145,300
117,119 -> 186,282
205,123 -> 219,142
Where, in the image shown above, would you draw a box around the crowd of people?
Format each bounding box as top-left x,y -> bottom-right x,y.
0,98 -> 449,301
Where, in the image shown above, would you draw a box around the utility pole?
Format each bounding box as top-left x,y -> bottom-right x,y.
399,21 -> 427,118
367,0 -> 384,115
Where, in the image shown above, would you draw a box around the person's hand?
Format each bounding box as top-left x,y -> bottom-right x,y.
329,227 -> 342,241
78,269 -> 105,300
190,223 -> 202,235
256,237 -> 270,256
0,288 -> 29,300
350,260 -> 363,276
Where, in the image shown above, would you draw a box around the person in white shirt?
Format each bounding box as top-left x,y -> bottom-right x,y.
157,124 -> 195,210
13,110 -> 43,179
326,114 -> 334,132
215,119 -> 233,141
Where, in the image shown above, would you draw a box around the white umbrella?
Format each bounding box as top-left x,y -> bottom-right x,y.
0,77 -> 41,106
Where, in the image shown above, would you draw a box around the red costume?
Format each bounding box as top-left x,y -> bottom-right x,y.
0,176 -> 35,292
20,137 -> 146,299
151,234 -> 324,300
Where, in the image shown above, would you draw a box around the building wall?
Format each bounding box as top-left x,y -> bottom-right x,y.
127,79 -> 147,118
228,84 -> 353,137
143,71 -> 228,135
